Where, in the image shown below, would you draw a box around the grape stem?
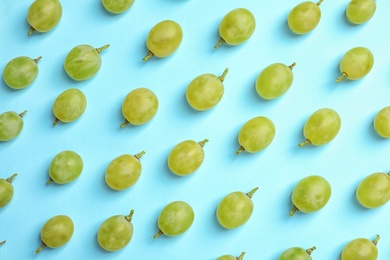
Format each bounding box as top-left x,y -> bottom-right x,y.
214,37 -> 225,48
6,173 -> 17,184
34,242 -> 46,254
288,62 -> 296,70
34,56 -> 42,63
289,205 -> 299,216
125,209 -> 135,222
236,145 -> 246,155
306,246 -> 316,255
95,44 -> 110,54
372,234 -> 380,246
236,252 -> 246,260
317,0 -> 323,6
0,240 -> 5,246
298,139 -> 311,147
28,26 -> 36,36
46,178 -> 54,185
134,151 -> 145,160
120,119 -> 129,128
143,51 -> 154,61
218,68 -> 229,82
153,229 -> 164,238
246,187 -> 258,199
336,72 -> 348,82
198,139 -> 209,148
19,110 -> 27,118
53,118 -> 60,127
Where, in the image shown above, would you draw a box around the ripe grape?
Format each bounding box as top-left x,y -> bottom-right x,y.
336,47 -> 374,82
47,150 -> 83,185
143,20 -> 183,61
27,0 -> 62,35
0,174 -> 17,208
216,187 -> 258,229
236,116 -> 275,154
290,175 -> 331,216
288,1 -> 323,34
215,8 -> 256,48
298,108 -> 341,147
168,139 -> 208,176
186,68 -> 228,111
102,0 -> 134,14
341,235 -> 379,260
278,246 -> 316,260
356,172 -> 390,208
105,152 -> 145,190
217,252 -> 245,260
97,210 -> 134,251
52,88 -> 87,126
3,56 -> 41,89
374,106 -> 390,138
346,0 -> 376,24
64,44 -> 109,81
0,110 -> 27,142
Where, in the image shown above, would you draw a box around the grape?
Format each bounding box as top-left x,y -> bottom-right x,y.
298,108 -> 341,147
336,47 -> 374,82
121,88 -> 159,127
236,116 -> 275,154
255,62 -> 296,100
217,252 -> 246,260
186,68 -> 228,111
346,0 -> 376,24
34,215 -> 74,254
102,0 -> 134,14
216,187 -> 258,229
154,201 -> 194,238
97,210 -> 134,251
27,0 -> 62,35
287,1 -> 323,34
290,175 -> 331,216
64,44 -> 109,81
356,172 -> 390,208
143,20 -> 183,61
0,110 -> 27,142
215,8 -> 256,48
0,174 -> 17,208
168,139 -> 208,176
374,106 -> 390,138
47,150 -> 83,185
105,152 -> 145,190
3,56 -> 41,89
341,235 -> 379,260
278,246 -> 316,260
52,88 -> 87,126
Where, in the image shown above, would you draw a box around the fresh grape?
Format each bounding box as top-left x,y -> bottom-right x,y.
121,88 -> 158,127
168,139 -> 208,176
186,68 -> 228,111
52,88 -> 87,126
236,116 -> 275,154
298,108 -> 341,147
278,246 -> 316,260
0,174 -> 17,208
341,235 -> 379,260
215,8 -> 256,48
255,62 -> 296,100
34,215 -> 74,254
216,187 -> 258,229
154,201 -> 194,238
105,152 -> 145,190
143,20 -> 183,61
3,56 -> 41,89
64,44 -> 109,81
346,0 -> 376,24
97,210 -> 134,251
336,47 -> 374,82
102,0 -> 134,14
356,172 -> 390,208
217,252 -> 246,260
0,111 -> 27,142
27,0 -> 62,35
47,150 -> 83,185
287,1 -> 323,34
374,106 -> 390,138
290,175 -> 331,216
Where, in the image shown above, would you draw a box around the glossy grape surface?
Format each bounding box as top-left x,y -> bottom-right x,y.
217,252 -> 245,260
288,1 -> 322,34
48,150 -> 83,185
0,111 -> 26,142
0,174 -> 17,208
336,47 -> 374,82
356,172 -> 390,208
341,235 -> 379,260
102,0 -> 134,14
3,56 -> 41,89
278,246 -> 316,260
374,106 -> 390,138
52,88 -> 87,125
27,0 -> 62,35
346,0 -> 376,24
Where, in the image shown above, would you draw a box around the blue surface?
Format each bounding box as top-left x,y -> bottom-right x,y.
1,0 -> 390,259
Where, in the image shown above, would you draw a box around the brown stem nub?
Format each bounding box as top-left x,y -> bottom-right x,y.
19,110 -> 27,118
95,44 -> 110,54
120,119 -> 129,128
214,37 -> 225,48
317,0 -> 323,6
218,68 -> 229,82
125,209 -> 134,222
289,62 -> 296,70
198,139 -> 209,148
336,72 -> 348,82
298,139 -> 311,147
306,246 -> 316,255
134,151 -> 145,160
0,240 -> 6,246
6,173 -> 17,183
34,56 -> 42,63
28,26 -> 36,36
237,252 -> 246,260
34,242 -> 46,254
153,229 -> 164,238
53,118 -> 60,126
290,205 -> 299,216
46,178 -> 54,185
246,187 -> 258,199
372,234 -> 380,246
143,51 -> 154,61
236,145 -> 245,155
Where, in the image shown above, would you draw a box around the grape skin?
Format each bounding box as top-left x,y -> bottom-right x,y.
346,0 -> 376,25
217,252 -> 245,260
48,150 -> 83,185
52,88 -> 87,125
0,111 -> 26,142
374,106 -> 390,138
336,47 -> 374,82
0,174 -> 17,208
356,172 -> 390,208
27,0 -> 62,35
341,235 -> 379,260
3,56 -> 41,89
102,0 -> 134,14
287,1 -> 323,34
278,246 -> 316,260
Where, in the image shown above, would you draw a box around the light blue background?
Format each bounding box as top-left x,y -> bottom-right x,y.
1,0 -> 390,259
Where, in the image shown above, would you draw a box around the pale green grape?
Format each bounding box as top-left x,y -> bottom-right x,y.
105,152 -> 144,190
0,174 -> 17,208
102,0 -> 134,14
290,175 -> 331,216
64,44 -> 109,81
0,111 -> 27,142
27,0 -> 62,35
97,210 -> 134,251
121,88 -> 158,127
154,201 -> 194,238
341,235 -> 379,260
278,246 -> 316,260
236,116 -> 275,154
52,88 -> 87,126
168,139 -> 208,176
215,8 -> 256,48
356,172 -> 390,208
34,215 -> 74,254
298,108 -> 341,147
374,106 -> 390,138
3,56 -> 41,89
47,150 -> 83,185
216,187 -> 258,229
217,252 -> 245,260
143,20 -> 183,61
255,62 -> 295,99
288,1 -> 323,34
186,68 -> 228,111
346,0 -> 376,24
336,47 -> 374,82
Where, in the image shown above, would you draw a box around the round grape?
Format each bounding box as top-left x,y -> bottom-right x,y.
336,47 -> 374,82
102,0 -> 134,14
217,252 -> 246,260
346,0 -> 376,24
0,174 -> 17,208
278,246 -> 316,260
52,88 -> 87,126
341,235 -> 379,260
356,172 -> 390,208
47,150 -> 83,185
27,0 -> 62,35
288,1 -> 323,34
0,111 -> 27,142
3,56 -> 41,89
374,106 -> 390,138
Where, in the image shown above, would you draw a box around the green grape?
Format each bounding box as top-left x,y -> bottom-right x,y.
121,88 -> 159,127
64,44 -> 109,81
278,246 -> 316,260
0,110 -> 27,142
216,187 -> 258,229
102,0 -> 134,14
143,20 -> 183,61
290,175 -> 331,216
27,0 -> 62,35
374,106 -> 390,138
336,47 -> 374,82
341,235 -> 379,260
186,68 -> 228,111
3,56 -> 41,89
346,0 -> 376,24
0,174 -> 17,208
34,215 -> 74,254
47,150 -> 83,185
288,1 -> 323,34
154,201 -> 194,238
356,172 -> 390,208
215,8 -> 256,48
298,108 -> 341,147
236,116 -> 275,154
105,152 -> 145,190
97,210 -> 134,251
217,252 -> 246,260
52,88 -> 87,126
